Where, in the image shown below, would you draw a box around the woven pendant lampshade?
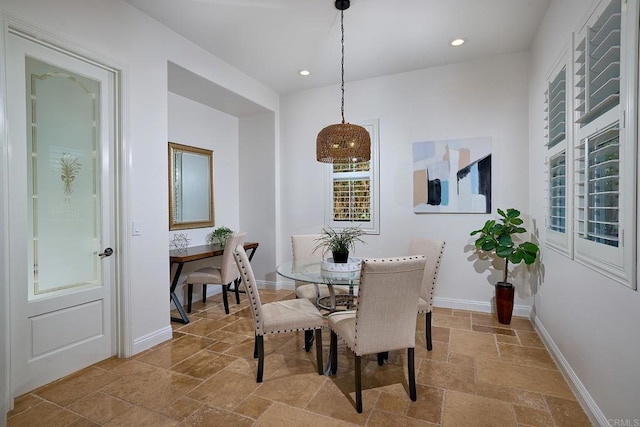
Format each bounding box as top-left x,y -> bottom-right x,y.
316,0 -> 371,164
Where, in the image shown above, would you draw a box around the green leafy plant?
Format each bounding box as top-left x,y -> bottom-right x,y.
313,226 -> 366,259
470,208 -> 539,284
206,226 -> 233,246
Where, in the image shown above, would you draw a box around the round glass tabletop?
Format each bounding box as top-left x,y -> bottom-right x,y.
276,260 -> 360,285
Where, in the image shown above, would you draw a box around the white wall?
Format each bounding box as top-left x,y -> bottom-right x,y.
168,91 -> 240,246
529,0 -> 640,422
280,52 -> 533,310
0,0 -> 278,356
239,113 -> 277,284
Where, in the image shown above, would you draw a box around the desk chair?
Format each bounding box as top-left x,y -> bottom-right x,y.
184,232 -> 246,314
407,239 -> 446,350
233,244 -> 325,382
328,256 -> 426,413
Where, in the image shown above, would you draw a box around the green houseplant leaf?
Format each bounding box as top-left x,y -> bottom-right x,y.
313,226 -> 366,260
470,208 -> 539,284
206,226 -> 234,246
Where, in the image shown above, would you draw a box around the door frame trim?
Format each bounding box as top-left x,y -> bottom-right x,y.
0,15 -> 132,415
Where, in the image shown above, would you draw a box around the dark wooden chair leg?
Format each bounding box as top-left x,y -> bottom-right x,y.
330,330 -> 338,375
253,335 -> 258,358
408,347 -> 417,401
222,286 -> 230,314
202,284 -> 207,303
377,351 -> 388,366
187,284 -> 193,313
256,335 -> 264,383
234,278 -> 241,304
304,330 -> 314,352
315,329 -> 323,375
355,355 -> 362,413
426,311 -> 433,351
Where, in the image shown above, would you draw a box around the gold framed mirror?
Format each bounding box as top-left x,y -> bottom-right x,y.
168,142 -> 214,230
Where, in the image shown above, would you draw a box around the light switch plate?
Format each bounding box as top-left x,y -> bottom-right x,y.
132,221 -> 142,236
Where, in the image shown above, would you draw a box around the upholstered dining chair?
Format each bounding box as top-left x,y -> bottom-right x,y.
328,256 -> 426,413
184,232 -> 246,315
407,239 -> 446,351
291,234 -> 350,305
233,244 -> 325,383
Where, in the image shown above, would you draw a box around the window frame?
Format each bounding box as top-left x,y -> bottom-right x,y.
545,51 -> 573,256
324,119 -> 380,234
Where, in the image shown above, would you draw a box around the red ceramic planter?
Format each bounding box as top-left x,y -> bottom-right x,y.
495,282 -> 515,325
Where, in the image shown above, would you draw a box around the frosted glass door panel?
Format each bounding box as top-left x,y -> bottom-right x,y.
26,57 -> 101,297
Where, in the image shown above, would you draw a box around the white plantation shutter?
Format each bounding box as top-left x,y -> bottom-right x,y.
545,53 -> 572,255
548,152 -> 567,234
332,163 -> 371,222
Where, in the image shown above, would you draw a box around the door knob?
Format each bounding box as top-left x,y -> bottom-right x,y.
99,247 -> 114,258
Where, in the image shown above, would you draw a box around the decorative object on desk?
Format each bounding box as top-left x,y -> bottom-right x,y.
206,226 -> 233,246
470,208 -> 539,324
314,225 -> 365,263
316,0 -> 370,164
171,233 -> 190,252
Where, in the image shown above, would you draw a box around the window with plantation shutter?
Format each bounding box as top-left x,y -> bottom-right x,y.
549,152 -> 567,233
547,67 -> 567,149
325,119 -> 379,234
332,162 -> 371,221
569,0 -> 637,287
545,53 -> 572,255
575,125 -> 619,247
574,0 -> 621,125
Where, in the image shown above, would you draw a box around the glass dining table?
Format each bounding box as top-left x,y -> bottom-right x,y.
276,259 -> 360,312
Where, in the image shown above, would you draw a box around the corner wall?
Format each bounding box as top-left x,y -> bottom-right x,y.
239,112 -> 277,283
529,0 -> 640,422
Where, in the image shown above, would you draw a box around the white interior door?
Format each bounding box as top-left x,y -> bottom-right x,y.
6,31 -> 117,397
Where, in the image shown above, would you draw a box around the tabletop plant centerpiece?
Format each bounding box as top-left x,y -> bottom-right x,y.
314,225 -> 365,263
470,208 -> 539,324
206,226 -> 233,247
314,225 -> 366,280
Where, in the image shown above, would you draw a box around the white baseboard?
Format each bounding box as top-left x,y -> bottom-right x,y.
532,317 -> 606,426
132,326 -> 173,355
433,296 -> 531,317
254,284 -> 531,318
257,279 -> 294,291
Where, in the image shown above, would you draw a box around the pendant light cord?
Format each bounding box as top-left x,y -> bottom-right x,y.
340,9 -> 345,124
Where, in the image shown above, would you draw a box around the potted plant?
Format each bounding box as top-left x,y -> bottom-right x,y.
206,226 -> 234,247
470,208 -> 539,324
313,225 -> 365,263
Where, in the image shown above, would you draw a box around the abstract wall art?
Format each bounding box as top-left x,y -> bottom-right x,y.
412,137 -> 492,213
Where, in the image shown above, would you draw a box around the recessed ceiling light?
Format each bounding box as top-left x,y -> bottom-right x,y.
450,38 -> 466,47
298,69 -> 311,76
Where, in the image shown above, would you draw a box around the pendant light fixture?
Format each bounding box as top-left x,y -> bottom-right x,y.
316,0 -> 371,164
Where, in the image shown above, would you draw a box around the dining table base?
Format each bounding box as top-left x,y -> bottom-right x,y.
317,294 -> 356,312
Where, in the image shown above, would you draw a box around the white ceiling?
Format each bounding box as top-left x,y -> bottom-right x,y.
126,0 -> 550,95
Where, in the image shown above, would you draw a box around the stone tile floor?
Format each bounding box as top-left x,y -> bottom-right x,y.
7,289 -> 592,426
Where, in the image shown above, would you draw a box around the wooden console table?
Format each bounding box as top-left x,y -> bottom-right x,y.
169,242 -> 259,324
